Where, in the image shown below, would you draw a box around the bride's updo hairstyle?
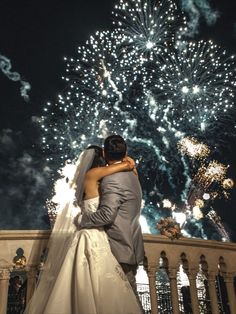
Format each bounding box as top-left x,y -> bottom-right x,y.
104,135 -> 127,161
86,145 -> 105,168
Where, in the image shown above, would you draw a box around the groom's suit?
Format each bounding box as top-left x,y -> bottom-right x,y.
80,171 -> 144,265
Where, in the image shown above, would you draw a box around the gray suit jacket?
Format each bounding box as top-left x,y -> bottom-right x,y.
80,171 -> 144,265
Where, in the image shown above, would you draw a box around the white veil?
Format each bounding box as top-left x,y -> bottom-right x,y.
24,148 -> 96,314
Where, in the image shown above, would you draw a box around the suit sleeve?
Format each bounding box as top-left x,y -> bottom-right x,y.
80,178 -> 124,228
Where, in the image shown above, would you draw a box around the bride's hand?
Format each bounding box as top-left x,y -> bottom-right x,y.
122,157 -> 138,175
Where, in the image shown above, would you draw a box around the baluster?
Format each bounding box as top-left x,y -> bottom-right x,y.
145,265 -> 159,314
168,267 -> 180,314
188,269 -> 200,314
0,268 -> 11,314
207,271 -> 220,314
223,272 -> 236,314
26,265 -> 38,304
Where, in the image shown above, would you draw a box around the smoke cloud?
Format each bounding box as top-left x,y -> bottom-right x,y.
0,53 -> 31,101
180,0 -> 219,37
0,129 -> 51,229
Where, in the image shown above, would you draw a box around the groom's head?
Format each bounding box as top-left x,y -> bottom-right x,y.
104,135 -> 127,163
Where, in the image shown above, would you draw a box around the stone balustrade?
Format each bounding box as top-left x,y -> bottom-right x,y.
0,231 -> 236,314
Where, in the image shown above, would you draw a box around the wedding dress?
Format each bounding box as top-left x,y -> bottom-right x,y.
30,197 -> 142,314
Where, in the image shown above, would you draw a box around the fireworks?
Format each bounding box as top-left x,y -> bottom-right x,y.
192,205 -> 204,219
113,0 -> 186,58
206,209 -> 230,242
194,198 -> 204,208
187,160 -> 232,210
162,199 -> 172,208
40,0 -> 236,241
41,30 -> 137,160
145,40 -> 236,133
222,178 -> 234,190
178,136 -> 210,159
194,160 -> 228,189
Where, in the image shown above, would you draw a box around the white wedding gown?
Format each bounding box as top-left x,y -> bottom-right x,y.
35,197 -> 142,314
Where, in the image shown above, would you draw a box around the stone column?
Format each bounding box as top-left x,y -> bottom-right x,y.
26,266 -> 38,305
224,272 -> 236,314
146,266 -> 159,314
0,268 -> 11,314
168,268 -> 180,314
207,271 -> 219,314
188,269 -> 200,314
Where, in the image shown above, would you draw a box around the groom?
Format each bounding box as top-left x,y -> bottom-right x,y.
79,134 -> 144,300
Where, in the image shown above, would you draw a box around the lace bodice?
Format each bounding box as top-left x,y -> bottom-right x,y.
81,196 -> 99,213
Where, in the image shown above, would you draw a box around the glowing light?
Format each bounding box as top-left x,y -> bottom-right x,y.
192,85 -> 200,94
162,199 -> 172,208
113,0 -> 185,57
203,193 -> 210,200
172,212 -> 187,226
194,199 -> 204,208
222,178 -> 234,189
146,41 -> 154,49
192,206 -> 203,220
102,90 -> 108,96
178,137 -> 210,159
194,161 -> 228,189
139,215 -> 151,233
181,86 -> 189,93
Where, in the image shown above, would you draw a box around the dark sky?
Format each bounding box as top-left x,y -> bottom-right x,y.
0,0 -> 114,129
0,0 -> 236,235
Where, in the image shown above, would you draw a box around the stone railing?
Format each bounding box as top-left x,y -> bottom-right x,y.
143,234 -> 236,314
1,231 -> 236,314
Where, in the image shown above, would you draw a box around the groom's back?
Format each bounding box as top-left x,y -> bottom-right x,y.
101,171 -> 144,265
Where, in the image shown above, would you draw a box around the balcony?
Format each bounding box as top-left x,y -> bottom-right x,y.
1,231 -> 236,314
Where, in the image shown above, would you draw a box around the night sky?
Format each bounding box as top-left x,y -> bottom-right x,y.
1,0 -> 236,237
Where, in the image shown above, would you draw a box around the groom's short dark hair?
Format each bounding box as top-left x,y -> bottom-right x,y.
104,135 -> 127,161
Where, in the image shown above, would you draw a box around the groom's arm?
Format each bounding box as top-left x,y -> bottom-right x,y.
80,177 -> 124,228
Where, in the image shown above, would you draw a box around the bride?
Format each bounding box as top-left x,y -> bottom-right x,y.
25,146 -> 142,314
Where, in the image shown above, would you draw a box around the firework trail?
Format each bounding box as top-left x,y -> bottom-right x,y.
0,53 -> 31,101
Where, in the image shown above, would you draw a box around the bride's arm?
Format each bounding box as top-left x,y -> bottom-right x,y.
85,157 -> 136,181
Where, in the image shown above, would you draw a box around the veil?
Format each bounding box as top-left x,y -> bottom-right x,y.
24,148 -> 96,314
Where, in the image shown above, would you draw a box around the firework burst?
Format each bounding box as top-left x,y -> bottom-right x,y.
145,40 -> 236,133
194,160 -> 228,189
178,136 -> 210,159
113,0 -> 186,59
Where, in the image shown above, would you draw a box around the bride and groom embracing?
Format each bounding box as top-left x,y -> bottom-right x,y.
25,135 -> 145,314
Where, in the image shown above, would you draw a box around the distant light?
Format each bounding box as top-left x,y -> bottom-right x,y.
146,41 -> 154,49
193,85 -> 200,94
182,86 -> 189,93
203,193 -> 210,200
162,199 -> 172,208
200,122 -> 206,131
172,212 -> 186,227
102,90 -> 108,96
139,215 -> 151,233
192,206 -> 203,220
